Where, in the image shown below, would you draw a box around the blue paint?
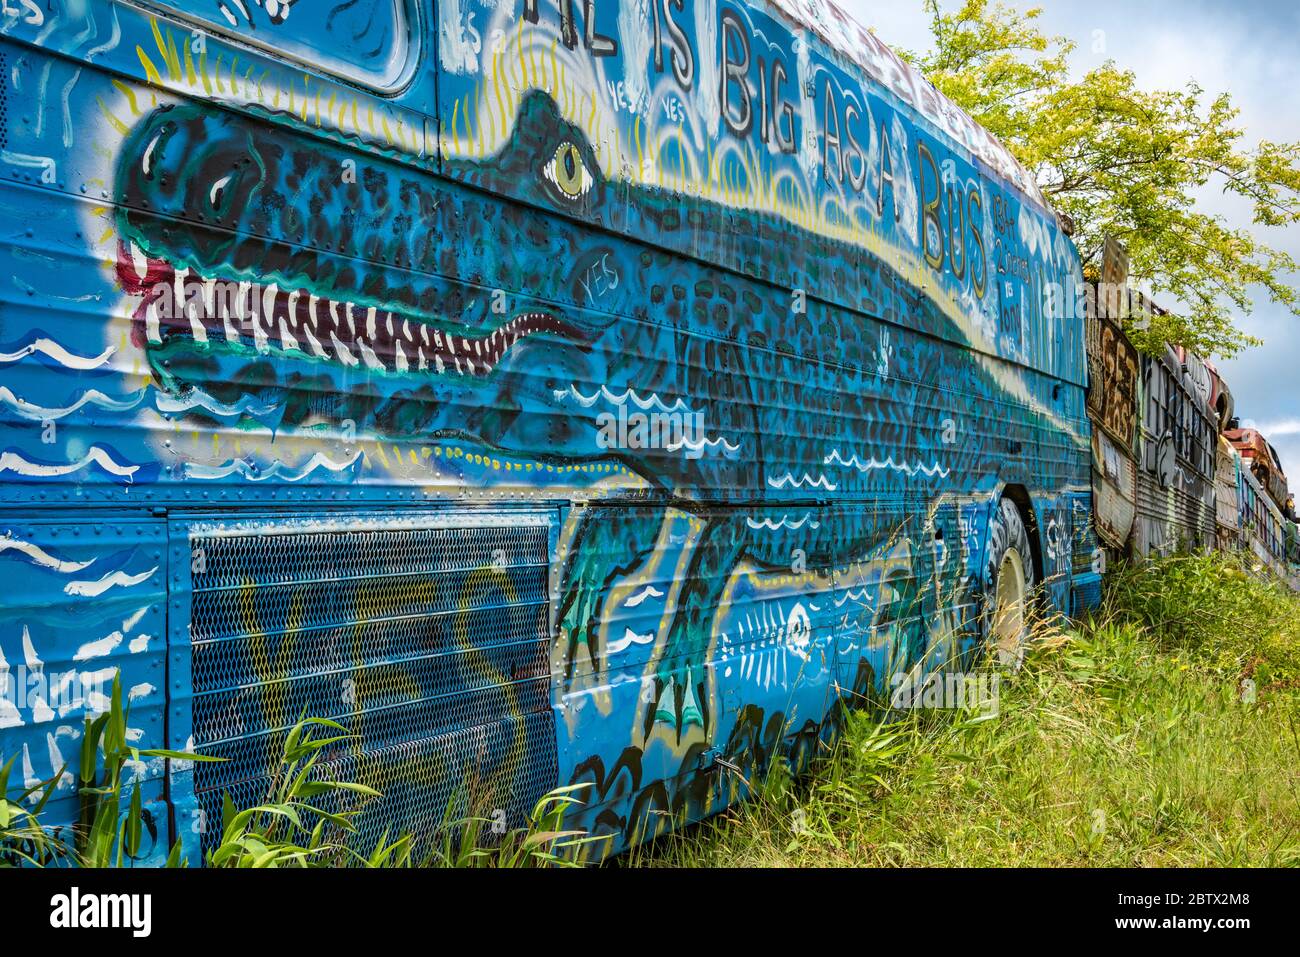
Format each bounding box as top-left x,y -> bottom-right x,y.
0,0 -> 1100,862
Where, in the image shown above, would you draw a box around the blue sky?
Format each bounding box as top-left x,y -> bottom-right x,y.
838,0 -> 1300,478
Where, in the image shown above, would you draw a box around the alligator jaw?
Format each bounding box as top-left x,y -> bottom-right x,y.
115,239 -> 579,378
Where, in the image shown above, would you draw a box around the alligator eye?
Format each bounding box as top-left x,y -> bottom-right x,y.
140,122 -> 177,180
209,174 -> 233,210
544,142 -> 594,200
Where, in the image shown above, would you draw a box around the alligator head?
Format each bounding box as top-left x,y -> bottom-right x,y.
110,91 -> 679,467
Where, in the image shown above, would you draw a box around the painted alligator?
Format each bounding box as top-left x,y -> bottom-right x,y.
111,90 -> 1080,848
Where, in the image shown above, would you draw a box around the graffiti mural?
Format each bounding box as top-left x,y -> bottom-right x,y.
1087,317 -> 1140,452
0,0 -> 1099,861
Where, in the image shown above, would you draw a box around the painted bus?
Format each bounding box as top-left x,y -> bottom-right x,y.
1226,425 -> 1292,519
3,0 -> 1101,864
1132,344 -> 1219,558
1084,270 -> 1239,565
1083,258 -> 1297,585
1238,463 -> 1289,578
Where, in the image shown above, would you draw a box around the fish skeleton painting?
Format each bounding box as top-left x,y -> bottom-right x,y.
0,0 -> 1099,862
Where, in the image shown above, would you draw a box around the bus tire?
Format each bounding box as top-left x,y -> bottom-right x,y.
982,498 -> 1036,669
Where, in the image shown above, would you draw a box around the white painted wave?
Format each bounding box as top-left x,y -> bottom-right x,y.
0,337 -> 116,371
74,631 -> 124,662
834,587 -> 876,609
183,450 -> 365,483
746,514 -> 822,532
0,531 -> 96,573
607,628 -> 658,656
766,472 -> 838,492
554,384 -> 694,414
65,567 -> 158,598
155,387 -> 283,420
624,585 -> 665,608
0,385 -> 145,421
825,449 -> 951,479
0,447 -> 139,481
666,433 -> 741,457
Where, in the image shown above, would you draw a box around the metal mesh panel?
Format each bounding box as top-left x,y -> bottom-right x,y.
1071,578 -> 1102,617
188,519 -> 557,859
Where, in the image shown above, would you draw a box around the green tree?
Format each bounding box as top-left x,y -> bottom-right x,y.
901,0 -> 1300,358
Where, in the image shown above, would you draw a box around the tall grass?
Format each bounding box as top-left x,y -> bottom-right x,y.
8,552 -> 1297,868
643,552 -> 1300,867
1,682 -> 593,869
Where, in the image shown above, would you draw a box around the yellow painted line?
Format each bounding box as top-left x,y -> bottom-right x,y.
136,46 -> 163,86
95,97 -> 130,136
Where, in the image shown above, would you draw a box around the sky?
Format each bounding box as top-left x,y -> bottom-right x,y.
836,0 -> 1300,478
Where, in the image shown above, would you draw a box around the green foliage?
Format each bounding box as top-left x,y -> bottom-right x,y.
1104,551 -> 1300,691
206,715 -> 383,868
906,0 -> 1300,358
1,672 -> 216,868
3,685 -> 595,869
0,754 -> 70,868
645,555 -> 1300,867
421,785 -> 603,868
77,673 -> 220,868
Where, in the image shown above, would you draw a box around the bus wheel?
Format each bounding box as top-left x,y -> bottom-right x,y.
982,499 -> 1036,669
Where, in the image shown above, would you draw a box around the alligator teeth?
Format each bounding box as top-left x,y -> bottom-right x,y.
129,256 -> 570,380
330,331 -> 358,367
261,283 -> 279,328
189,306 -> 208,345
302,323 -> 328,359
130,242 -> 150,281
357,338 -> 384,371
252,310 -> 270,354
145,299 -> 162,344
279,318 -> 298,353
173,267 -> 189,311
222,300 -> 240,343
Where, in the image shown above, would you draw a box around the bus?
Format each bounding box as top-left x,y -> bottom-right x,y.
1239,465 -> 1289,579
0,0 -> 1099,863
1133,344 -> 1218,557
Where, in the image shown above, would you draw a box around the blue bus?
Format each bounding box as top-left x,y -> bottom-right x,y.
0,0 -> 1098,863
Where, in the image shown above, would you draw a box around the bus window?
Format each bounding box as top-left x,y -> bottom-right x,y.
130,0 -> 418,91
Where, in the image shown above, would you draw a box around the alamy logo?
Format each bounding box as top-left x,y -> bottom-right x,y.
49,888 -> 152,938
595,405 -> 708,459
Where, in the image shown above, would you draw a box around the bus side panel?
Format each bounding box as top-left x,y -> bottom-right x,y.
0,517 -> 168,866
2,0 -> 1098,861
1135,350 -> 1217,557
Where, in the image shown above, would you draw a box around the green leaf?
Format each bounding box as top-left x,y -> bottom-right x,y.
140,749 -> 226,763
0,753 -> 16,797
125,783 -> 143,858
165,838 -> 185,869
